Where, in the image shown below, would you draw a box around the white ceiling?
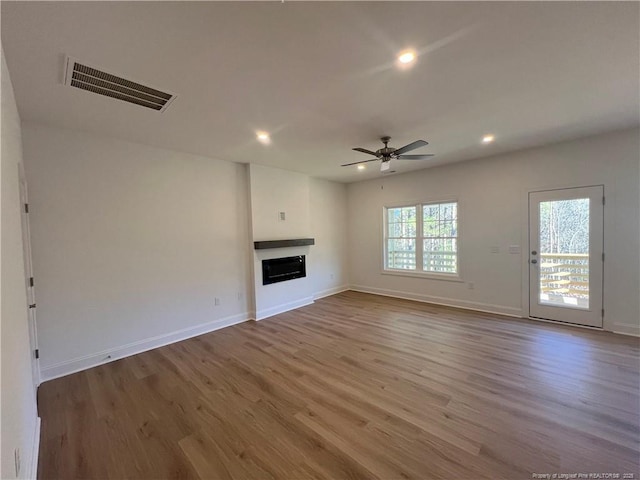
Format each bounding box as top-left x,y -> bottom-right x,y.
2,2 -> 638,183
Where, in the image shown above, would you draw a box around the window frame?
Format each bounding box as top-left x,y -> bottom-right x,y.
382,199 -> 463,282
384,204 -> 418,271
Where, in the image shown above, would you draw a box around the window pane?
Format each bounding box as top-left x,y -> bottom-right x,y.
388,208 -> 401,222
403,222 -> 416,238
424,240 -> 456,272
538,198 -> 590,309
401,207 -> 416,222
388,239 -> 415,269
424,240 -> 438,269
388,222 -> 402,237
392,238 -> 415,251
441,203 -> 456,220
422,201 -> 458,274
424,238 -> 436,252
423,218 -> 435,235
424,205 -> 439,221
386,206 -> 417,270
440,221 -> 457,237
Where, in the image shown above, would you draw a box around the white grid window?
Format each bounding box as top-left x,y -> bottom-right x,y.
384,201 -> 458,275
386,206 -> 417,270
423,202 -> 458,273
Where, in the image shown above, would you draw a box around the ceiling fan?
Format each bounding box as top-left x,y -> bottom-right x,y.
342,136 -> 434,173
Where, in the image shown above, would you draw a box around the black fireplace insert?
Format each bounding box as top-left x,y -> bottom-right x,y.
262,256 -> 306,285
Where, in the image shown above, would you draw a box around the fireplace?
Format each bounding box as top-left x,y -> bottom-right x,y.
262,255 -> 306,285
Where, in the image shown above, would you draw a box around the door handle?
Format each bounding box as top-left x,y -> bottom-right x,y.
531,259 -> 538,264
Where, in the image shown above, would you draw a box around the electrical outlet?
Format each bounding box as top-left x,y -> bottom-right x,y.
237,292 -> 244,302
15,448 -> 21,477
467,282 -> 475,290
278,211 -> 286,221
508,245 -> 521,254
214,297 -> 220,306
330,273 -> 334,280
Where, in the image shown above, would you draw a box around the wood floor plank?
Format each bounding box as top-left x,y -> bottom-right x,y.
38,291 -> 640,479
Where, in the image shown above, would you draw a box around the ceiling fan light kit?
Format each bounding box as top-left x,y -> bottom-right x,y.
343,136 -> 435,173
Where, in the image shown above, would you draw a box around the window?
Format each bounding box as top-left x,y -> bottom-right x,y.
384,201 -> 458,275
422,202 -> 458,273
386,206 -> 417,269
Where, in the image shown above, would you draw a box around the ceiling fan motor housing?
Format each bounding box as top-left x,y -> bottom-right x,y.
379,136 -> 393,156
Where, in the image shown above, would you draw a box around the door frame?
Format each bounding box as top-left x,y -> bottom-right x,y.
521,183 -> 607,330
18,162 -> 40,390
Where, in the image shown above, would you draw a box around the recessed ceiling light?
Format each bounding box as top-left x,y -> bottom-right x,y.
357,165 -> 366,170
256,131 -> 270,144
482,134 -> 495,144
398,50 -> 416,64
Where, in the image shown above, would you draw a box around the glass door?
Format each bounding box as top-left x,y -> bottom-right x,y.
529,186 -> 603,327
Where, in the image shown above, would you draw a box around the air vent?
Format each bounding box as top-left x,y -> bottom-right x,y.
63,56 -> 176,112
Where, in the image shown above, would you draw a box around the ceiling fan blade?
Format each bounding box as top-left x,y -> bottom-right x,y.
352,147 -> 379,156
396,154 -> 435,160
393,140 -> 429,155
341,158 -> 379,167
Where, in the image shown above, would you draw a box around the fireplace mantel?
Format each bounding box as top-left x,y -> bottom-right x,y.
254,238 -> 315,250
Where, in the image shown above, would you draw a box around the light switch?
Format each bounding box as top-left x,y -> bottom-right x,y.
508,245 -> 521,254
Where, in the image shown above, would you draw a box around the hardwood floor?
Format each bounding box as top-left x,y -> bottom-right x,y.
38,291 -> 640,479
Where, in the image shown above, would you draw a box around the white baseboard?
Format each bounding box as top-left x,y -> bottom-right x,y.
255,296 -> 314,321
26,417 -> 41,480
314,285 -> 349,300
612,323 -> 640,337
40,312 -> 250,382
349,284 -> 524,318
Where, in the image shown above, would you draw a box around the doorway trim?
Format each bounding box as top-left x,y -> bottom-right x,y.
19,161 -> 40,389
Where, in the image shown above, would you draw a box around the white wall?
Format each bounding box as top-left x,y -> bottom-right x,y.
249,164 -> 311,241
347,128 -> 640,334
22,126 -> 351,379
22,123 -> 253,380
1,49 -> 40,480
248,164 -> 313,319
309,178 -> 349,298
248,164 -> 348,319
